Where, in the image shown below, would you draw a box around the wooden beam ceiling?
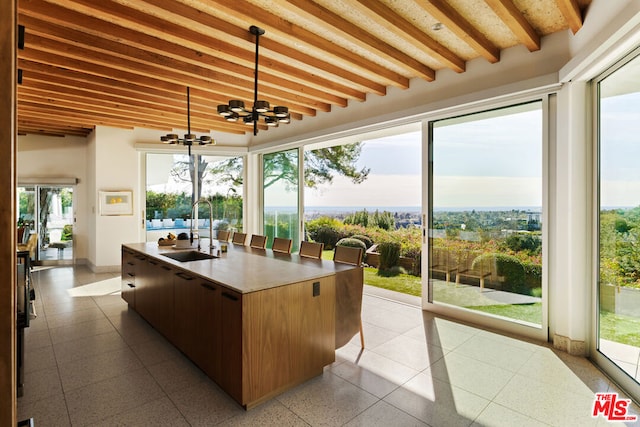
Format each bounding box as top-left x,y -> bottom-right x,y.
17,0 -> 592,139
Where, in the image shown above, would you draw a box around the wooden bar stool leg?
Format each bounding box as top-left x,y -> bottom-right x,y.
359,320 -> 365,348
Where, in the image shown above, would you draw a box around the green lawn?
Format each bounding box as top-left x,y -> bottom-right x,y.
322,250 -> 422,296
599,310 -> 640,347
324,251 -> 640,348
364,268 -> 421,296
468,303 -> 542,324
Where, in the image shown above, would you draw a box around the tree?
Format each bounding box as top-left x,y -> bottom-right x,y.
170,154 -> 212,203
303,144 -> 370,188
204,143 -> 370,190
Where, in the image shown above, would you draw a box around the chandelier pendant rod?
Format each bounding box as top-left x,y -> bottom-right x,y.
187,87 -> 192,156
187,87 -> 191,135
251,25 -> 262,136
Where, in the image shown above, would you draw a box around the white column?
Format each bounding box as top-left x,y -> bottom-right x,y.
549,81 -> 590,355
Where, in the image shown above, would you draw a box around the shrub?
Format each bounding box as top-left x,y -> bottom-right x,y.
342,224 -> 368,238
503,233 -> 542,255
336,238 -> 366,251
472,253 -> 526,293
378,241 -> 401,271
523,262 -> 542,289
61,224 -> 73,241
311,226 -> 346,249
350,234 -> 373,249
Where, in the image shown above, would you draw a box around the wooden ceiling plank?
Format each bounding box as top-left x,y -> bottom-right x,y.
285,0 -> 436,80
418,0 -> 500,63
352,0 -> 466,72
485,0 -> 541,51
555,0 -> 583,34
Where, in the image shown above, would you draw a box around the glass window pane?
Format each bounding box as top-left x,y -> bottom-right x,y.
146,153 -> 243,242
263,149 -> 299,252
598,52 -> 640,382
429,101 -> 543,327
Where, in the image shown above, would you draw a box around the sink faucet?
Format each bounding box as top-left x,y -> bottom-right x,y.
190,199 -> 214,251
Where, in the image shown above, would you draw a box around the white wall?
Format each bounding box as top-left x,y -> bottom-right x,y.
90,126 -> 142,271
17,134 -> 89,262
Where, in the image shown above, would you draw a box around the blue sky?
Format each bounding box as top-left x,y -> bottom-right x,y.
306,105 -> 544,209
600,92 -> 640,207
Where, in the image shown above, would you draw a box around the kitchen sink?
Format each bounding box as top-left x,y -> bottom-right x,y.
161,250 -> 215,262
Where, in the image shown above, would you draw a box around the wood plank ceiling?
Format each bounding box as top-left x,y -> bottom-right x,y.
17,0 -> 591,138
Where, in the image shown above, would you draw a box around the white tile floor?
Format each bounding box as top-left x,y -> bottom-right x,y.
17,265 -> 640,426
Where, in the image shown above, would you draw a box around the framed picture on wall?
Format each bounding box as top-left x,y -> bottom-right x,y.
99,190 -> 133,216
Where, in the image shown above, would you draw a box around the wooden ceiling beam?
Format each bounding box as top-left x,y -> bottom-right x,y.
352,0 -> 466,72
486,0 -> 541,51
418,0 -> 501,63
19,60 -> 231,112
18,66 -> 303,124
17,122 -> 92,136
110,0 -> 373,100
20,49 -> 318,121
18,88 -> 264,134
19,85 -> 208,121
21,32 -> 327,115
32,0 -> 347,108
285,0 -> 436,80
19,102 -> 248,134
185,0 -> 408,89
555,0 -> 583,34
18,92 -> 219,131
19,14 -> 355,106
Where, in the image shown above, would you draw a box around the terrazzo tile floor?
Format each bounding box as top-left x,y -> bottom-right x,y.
17,265 -> 640,426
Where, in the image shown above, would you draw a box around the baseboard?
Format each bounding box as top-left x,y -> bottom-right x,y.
553,334 -> 587,356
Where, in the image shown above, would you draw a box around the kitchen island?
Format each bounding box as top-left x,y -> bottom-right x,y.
121,241 -> 362,409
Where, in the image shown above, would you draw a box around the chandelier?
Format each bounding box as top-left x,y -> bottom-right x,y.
217,25 -> 290,136
161,87 -> 215,155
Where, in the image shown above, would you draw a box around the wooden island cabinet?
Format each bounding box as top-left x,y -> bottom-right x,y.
120,242 -> 355,409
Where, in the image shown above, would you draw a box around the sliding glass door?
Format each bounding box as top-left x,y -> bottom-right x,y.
596,49 -> 640,401
263,149 -> 300,252
17,185 -> 74,264
427,101 -> 546,335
